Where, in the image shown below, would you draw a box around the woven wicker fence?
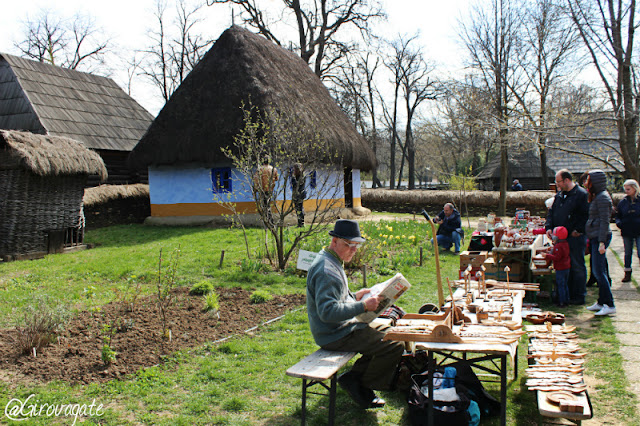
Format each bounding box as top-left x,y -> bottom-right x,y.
0,169 -> 85,257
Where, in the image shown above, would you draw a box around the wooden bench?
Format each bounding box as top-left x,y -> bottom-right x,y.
286,348 -> 356,425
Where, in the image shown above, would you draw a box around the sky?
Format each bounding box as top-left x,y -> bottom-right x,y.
0,0 -> 469,115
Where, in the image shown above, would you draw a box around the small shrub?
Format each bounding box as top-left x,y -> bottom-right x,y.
12,295 -> 70,355
101,344 -> 117,364
222,396 -> 245,412
240,258 -> 268,273
203,291 -> 220,312
190,280 -> 214,295
250,289 -> 273,304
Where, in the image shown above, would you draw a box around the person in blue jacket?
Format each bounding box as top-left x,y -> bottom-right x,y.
615,179 -> 640,283
432,203 -> 463,254
545,169 -> 589,305
306,220 -> 404,409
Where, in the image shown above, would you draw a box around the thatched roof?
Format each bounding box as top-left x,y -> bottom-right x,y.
129,25 -> 376,171
0,129 -> 107,180
0,53 -> 153,152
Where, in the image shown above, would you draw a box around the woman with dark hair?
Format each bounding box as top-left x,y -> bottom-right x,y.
585,170 -> 616,316
615,179 -> 640,282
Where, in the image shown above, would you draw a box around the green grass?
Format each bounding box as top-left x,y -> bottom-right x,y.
0,220 -> 637,424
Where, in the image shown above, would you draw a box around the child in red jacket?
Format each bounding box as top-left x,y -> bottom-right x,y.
545,226 -> 571,307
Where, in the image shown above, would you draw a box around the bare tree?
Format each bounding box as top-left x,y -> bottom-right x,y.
461,0 -> 520,215
140,0 -> 214,102
508,0 -> 581,187
568,0 -> 640,179
214,102 -> 345,271
206,0 -> 385,79
14,9 -> 109,71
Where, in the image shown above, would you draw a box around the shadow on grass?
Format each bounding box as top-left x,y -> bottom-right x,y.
85,224 -> 218,248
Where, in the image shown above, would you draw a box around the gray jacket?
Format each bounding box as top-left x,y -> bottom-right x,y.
585,170 -> 612,243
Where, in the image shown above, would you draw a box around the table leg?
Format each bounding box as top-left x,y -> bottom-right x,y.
328,376 -> 336,426
427,350 -> 434,426
500,354 -> 507,426
301,379 -> 307,426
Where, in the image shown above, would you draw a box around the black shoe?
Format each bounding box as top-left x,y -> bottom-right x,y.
338,372 -> 370,409
360,386 -> 386,408
569,299 -> 585,305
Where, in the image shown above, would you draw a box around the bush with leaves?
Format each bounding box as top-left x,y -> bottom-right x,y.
203,291 -> 220,313
190,280 -> 214,295
250,289 -> 273,304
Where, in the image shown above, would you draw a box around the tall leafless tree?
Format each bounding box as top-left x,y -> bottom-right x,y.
206,0 -> 385,79
508,0 -> 581,188
461,0 -> 519,215
568,0 -> 640,179
140,0 -> 214,102
14,9 -> 109,71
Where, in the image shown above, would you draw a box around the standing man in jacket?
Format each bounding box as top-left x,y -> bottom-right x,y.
545,169 -> 589,305
306,220 -> 404,409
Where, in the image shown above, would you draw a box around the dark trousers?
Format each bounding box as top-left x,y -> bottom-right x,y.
567,234 -> 587,304
592,234 -> 615,307
322,323 -> 404,390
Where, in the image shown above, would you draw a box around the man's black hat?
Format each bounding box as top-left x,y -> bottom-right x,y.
328,219 -> 365,243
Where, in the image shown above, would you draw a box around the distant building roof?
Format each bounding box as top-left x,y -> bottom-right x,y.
0,53 -> 153,152
476,149 -> 553,179
545,113 -> 623,174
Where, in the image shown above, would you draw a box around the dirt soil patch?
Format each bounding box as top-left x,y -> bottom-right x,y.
0,288 -> 305,385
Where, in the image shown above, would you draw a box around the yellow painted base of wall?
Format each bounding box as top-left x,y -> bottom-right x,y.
151,199 -> 347,217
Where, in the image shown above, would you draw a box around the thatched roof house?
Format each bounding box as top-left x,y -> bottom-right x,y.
0,130 -> 106,260
477,150 -> 555,190
0,53 -> 153,185
129,25 -> 375,171
129,26 -> 375,223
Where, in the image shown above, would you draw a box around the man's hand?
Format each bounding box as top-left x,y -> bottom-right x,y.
363,295 -> 383,312
355,288 -> 371,301
571,230 -> 581,237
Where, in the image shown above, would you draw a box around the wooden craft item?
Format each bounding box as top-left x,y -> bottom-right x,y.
547,391 -> 582,406
504,265 -> 510,293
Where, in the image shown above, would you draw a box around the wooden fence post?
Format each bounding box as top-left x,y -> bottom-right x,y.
219,250 -> 225,268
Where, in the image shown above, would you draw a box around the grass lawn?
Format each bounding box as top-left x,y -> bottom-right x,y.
0,219 -> 637,424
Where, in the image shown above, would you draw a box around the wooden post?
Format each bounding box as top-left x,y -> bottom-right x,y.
420,247 -> 423,266
219,250 -> 225,268
362,265 -> 367,288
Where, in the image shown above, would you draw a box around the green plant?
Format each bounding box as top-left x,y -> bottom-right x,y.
156,247 -> 181,342
203,291 -> 220,313
240,258 -> 269,273
101,343 -> 117,364
190,280 -> 214,295
12,295 -> 70,355
249,289 -> 273,304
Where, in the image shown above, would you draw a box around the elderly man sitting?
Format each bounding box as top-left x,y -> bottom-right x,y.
431,203 -> 463,254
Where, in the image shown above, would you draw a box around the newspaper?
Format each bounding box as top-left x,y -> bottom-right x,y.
356,272 -> 411,323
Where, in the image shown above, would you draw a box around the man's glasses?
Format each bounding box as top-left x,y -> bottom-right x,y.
341,239 -> 361,249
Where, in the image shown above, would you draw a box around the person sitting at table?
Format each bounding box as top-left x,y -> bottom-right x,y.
544,226 -> 571,308
306,219 -> 405,409
431,203 -> 463,254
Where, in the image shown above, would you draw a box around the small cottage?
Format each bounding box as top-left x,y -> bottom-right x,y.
476,150 -> 555,191
0,53 -> 153,185
128,26 -> 376,225
0,130 -> 107,260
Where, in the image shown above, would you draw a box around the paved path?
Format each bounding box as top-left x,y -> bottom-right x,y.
605,229 -> 640,416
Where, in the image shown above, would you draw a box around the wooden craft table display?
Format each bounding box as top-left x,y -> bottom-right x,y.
384,289 -> 525,426
525,324 -> 593,424
492,234 -> 547,283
